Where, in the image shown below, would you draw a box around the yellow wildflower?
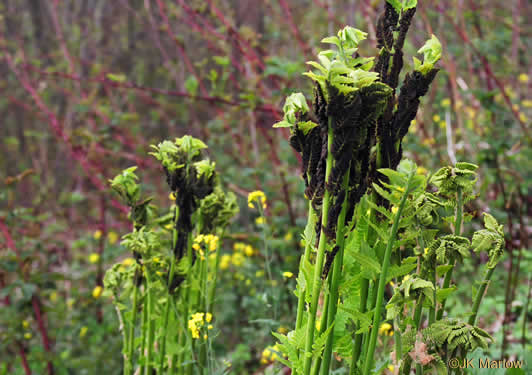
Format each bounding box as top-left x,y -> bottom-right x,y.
231,253 -> 245,267
277,326 -> 288,334
282,271 -> 294,278
248,190 -> 267,210
424,247 -> 429,255
441,98 -> 451,107
316,320 -> 321,331
22,320 -> 30,329
284,232 -> 293,241
518,73 -> 529,84
522,99 -> 532,108
388,364 -> 395,373
50,291 -> 58,303
93,230 -> 102,240
439,120 -> 446,129
378,322 -> 393,336
391,206 -> 399,215
417,167 -> 427,175
192,243 -> 201,251
122,258 -> 135,267
255,217 -> 265,225
255,270 -> 265,278
169,192 -> 176,200
107,231 -> 119,245
92,286 -> 103,299
79,326 -> 88,338
244,245 -> 254,257
403,275 -> 411,282
206,313 -> 213,323
89,253 -> 100,264
208,324 -> 213,330
519,113 -> 528,123
219,254 -> 231,270
24,333 -> 32,340
432,114 -> 441,122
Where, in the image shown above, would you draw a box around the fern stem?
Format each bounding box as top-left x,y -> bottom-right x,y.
303,119 -> 334,375
157,203 -> 179,374
363,169 -> 414,375
311,291 -> 330,375
349,277 -> 368,375
125,269 -> 140,375
296,202 -> 315,332
319,171 -> 351,375
468,267 -> 495,325
402,295 -> 425,375
437,187 -> 463,320
144,270 -> 154,375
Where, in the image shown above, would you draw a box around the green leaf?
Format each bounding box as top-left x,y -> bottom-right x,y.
321,36 -> 341,48
351,251 -> 381,275
386,0 -> 402,13
106,73 -> 126,82
416,35 -> 442,75
436,287 -> 457,303
403,0 -> 417,10
184,76 -> 198,96
297,121 -> 319,135
272,120 -> 292,128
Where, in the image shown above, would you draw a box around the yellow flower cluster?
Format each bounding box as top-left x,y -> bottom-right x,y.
234,242 -> 255,256
92,286 -> 103,299
378,322 -> 394,336
219,242 -> 256,270
187,312 -> 213,339
79,326 -> 88,338
192,234 -> 219,260
260,344 -> 281,364
89,253 -> 100,264
248,190 -> 267,210
22,320 -> 32,340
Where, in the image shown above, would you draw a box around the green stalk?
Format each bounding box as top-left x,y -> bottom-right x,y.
363,170 -> 414,375
125,269 -> 140,375
157,203 -> 179,374
140,292 -> 148,370
303,120 -> 335,375
185,235 -> 194,375
198,254 -> 208,374
394,316 -> 402,367
207,229 -> 224,314
349,278 -> 368,375
402,295 -> 424,375
468,267 -> 495,325
296,202 -> 316,331
114,295 -> 129,375
144,270 -> 154,375
320,172 -> 351,375
311,289 -> 330,375
350,201 -> 375,375
437,188 -> 463,320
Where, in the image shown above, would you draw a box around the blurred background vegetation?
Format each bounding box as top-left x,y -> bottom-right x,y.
0,1 -> 530,374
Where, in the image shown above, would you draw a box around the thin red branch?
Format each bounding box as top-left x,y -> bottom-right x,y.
278,0 -> 313,58
434,5 -> 530,140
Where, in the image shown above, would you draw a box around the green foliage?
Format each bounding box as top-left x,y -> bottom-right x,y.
472,213 -> 505,269
413,35 -> 442,75
109,166 -> 141,206
303,26 -> 379,96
